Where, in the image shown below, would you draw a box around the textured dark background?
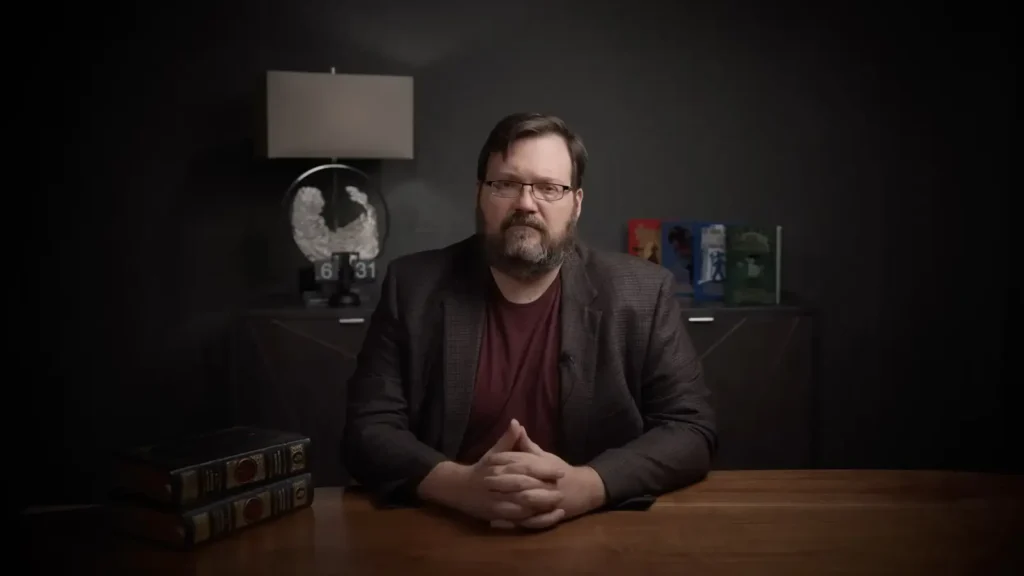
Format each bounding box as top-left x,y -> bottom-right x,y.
24,0 -> 1014,508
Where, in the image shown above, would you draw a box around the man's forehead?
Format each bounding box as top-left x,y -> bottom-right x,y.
487,136 -> 572,180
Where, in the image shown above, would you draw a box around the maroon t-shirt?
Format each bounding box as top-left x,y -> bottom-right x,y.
456,274 -> 562,464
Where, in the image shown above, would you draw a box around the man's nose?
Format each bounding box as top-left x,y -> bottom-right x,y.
511,185 -> 539,211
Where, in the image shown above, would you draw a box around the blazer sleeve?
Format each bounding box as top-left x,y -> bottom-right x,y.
343,263 -> 447,507
586,271 -> 718,507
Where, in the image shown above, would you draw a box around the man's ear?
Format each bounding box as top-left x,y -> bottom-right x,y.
574,188 -> 584,219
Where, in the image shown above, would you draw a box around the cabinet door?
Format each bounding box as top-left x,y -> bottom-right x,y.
229,315 -> 367,486
682,308 -> 815,469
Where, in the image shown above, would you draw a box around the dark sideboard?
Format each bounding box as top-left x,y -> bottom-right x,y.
226,307 -> 368,487
681,305 -> 819,470
226,304 -> 818,487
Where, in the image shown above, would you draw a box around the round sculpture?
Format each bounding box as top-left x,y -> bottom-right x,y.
284,164 -> 388,263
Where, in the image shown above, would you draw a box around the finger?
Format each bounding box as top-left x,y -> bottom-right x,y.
483,451 -> 528,466
490,519 -> 516,529
517,428 -> 546,456
506,462 -> 565,482
482,463 -> 536,480
485,419 -> 523,456
489,500 -> 532,521
517,508 -> 566,530
483,473 -> 556,493
510,488 -> 562,510
487,458 -> 565,481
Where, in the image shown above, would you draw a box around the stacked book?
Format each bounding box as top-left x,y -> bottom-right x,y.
110,426 -> 313,549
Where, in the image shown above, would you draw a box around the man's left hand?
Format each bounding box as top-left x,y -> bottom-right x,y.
482,428 -> 607,530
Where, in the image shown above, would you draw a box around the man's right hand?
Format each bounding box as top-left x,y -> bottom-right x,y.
416,419 -> 565,523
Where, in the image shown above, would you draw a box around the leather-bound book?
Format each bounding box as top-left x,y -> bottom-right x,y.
112,426 -> 311,509
111,472 -> 314,548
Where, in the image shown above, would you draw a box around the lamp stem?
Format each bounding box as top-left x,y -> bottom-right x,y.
329,66 -> 337,228
330,158 -> 339,230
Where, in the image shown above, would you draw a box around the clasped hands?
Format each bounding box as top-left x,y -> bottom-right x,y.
460,419 -> 605,530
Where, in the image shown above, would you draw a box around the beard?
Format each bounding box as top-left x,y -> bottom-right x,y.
477,198 -> 578,282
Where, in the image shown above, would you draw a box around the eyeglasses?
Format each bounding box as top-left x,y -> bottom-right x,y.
483,179 -> 575,202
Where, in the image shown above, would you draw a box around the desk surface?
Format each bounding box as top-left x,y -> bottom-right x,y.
27,470 -> 1024,575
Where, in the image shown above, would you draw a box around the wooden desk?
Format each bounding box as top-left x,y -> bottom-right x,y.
27,470 -> 1024,575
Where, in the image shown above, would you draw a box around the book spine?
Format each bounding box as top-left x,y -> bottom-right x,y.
184,473 -> 314,547
114,473 -> 314,549
627,218 -> 663,262
172,438 -> 311,507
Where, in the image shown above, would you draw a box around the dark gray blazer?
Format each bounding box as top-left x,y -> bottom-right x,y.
344,235 -> 717,510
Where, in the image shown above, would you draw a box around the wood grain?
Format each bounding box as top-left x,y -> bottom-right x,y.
26,470 -> 1024,575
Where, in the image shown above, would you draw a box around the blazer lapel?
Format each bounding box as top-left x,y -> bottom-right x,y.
558,249 -> 601,465
440,253 -> 488,458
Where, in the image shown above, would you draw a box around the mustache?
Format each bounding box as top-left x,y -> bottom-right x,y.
502,212 -> 546,232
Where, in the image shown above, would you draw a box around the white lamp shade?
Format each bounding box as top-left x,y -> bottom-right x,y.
262,70 -> 414,159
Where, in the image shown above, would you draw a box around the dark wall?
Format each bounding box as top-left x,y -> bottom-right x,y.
29,0 -> 1014,507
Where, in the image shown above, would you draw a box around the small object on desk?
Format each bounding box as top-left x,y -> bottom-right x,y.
111,426 -> 311,509
110,472 -> 314,549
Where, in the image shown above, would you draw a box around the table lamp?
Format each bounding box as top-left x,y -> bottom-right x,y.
258,68 -> 413,307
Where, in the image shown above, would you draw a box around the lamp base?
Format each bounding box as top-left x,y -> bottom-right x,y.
301,289 -> 362,308
329,291 -> 361,308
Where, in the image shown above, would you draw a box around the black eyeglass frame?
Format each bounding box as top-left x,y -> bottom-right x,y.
481,179 -> 577,201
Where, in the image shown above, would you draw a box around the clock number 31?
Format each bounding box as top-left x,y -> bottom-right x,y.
352,259 -> 376,280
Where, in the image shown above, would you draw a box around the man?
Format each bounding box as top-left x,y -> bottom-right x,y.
344,112 -> 716,530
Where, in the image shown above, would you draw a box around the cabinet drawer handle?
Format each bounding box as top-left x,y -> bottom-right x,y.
688,316 -> 714,323
338,318 -> 366,324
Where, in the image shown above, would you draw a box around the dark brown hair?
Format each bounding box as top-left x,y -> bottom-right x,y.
476,113 -> 588,189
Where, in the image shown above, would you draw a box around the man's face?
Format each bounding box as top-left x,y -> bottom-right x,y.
476,134 -> 582,280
